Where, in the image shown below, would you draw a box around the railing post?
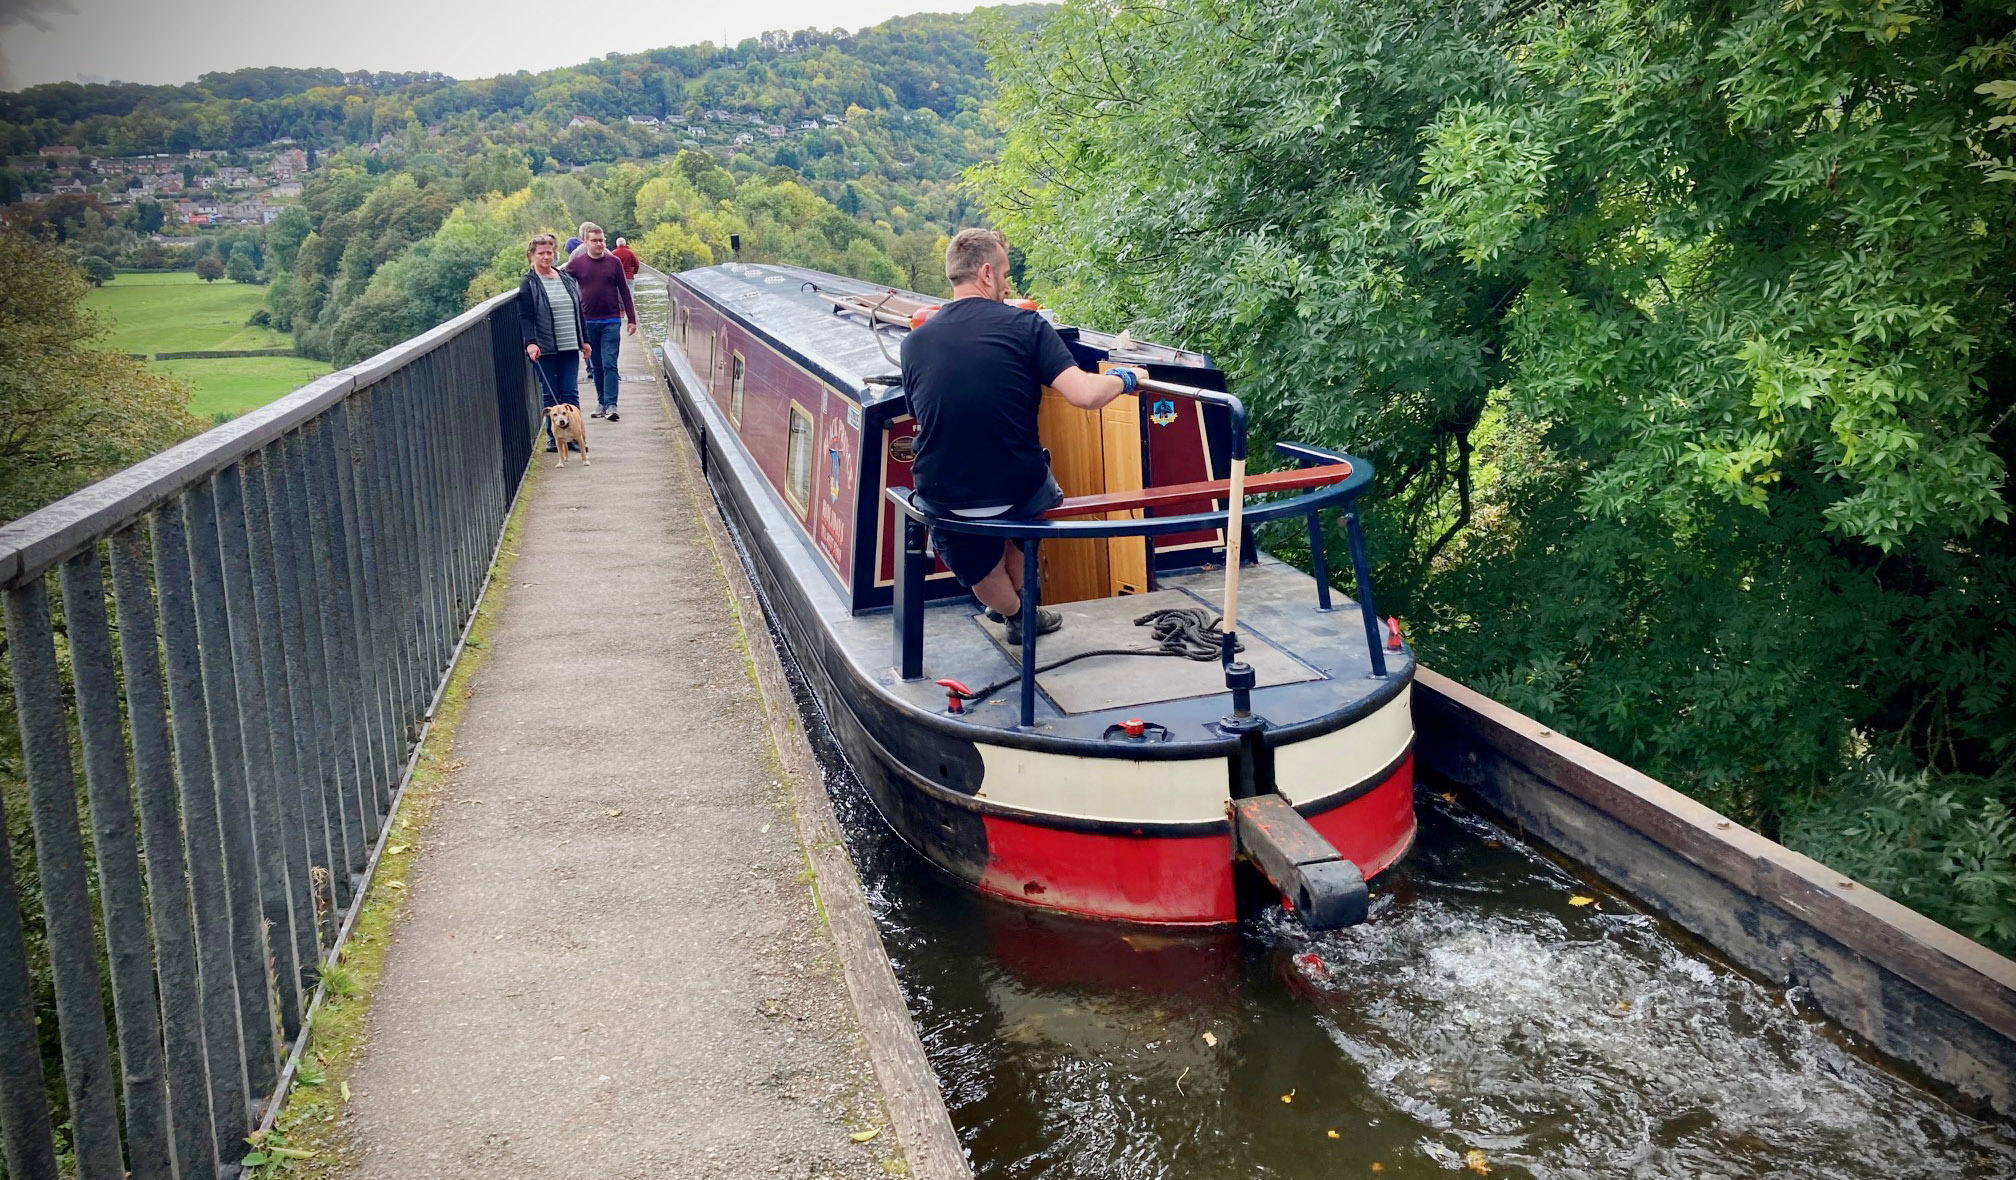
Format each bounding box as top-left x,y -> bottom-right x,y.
3,578 -> 126,1180
235,456 -> 320,1028
274,429 -> 356,916
896,512 -> 926,680
1306,509 -> 1334,611
1343,506 -> 1386,678
152,497 -> 254,1164
184,476 -> 284,1103
216,463 -> 307,1045
60,548 -> 177,1180
1019,538 -> 1042,728
110,524 -> 223,1180
0,784 -> 61,1180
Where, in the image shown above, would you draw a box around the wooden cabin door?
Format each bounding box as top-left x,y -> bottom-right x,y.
1036,378 -> 1150,604
1036,386 -> 1108,604
1099,363 -> 1149,597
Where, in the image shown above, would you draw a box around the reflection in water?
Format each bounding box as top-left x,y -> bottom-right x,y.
764,603 -> 2014,1178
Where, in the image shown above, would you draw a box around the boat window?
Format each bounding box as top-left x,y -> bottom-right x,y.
730,352 -> 746,427
676,304 -> 689,350
785,404 -> 814,513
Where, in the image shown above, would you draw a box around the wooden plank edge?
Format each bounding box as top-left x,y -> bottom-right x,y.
1413,665 -> 2016,1044
657,371 -> 974,1179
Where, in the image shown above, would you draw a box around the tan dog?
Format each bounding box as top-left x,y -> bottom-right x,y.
546,403 -> 589,467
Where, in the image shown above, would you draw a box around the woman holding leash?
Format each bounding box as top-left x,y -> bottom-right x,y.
517,232 -> 590,453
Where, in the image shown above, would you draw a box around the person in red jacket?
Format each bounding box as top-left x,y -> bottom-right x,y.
563,223 -> 637,421
610,237 -> 640,282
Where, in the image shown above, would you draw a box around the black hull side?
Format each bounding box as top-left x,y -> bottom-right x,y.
658,353 -> 994,887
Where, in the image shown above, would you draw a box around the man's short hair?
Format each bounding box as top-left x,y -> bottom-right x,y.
945,228 -> 1008,285
615,237 -> 626,246
579,221 -> 603,238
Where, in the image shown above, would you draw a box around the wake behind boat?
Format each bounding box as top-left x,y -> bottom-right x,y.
653,263 -> 1416,927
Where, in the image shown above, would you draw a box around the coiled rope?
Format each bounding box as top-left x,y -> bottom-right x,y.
949,605 -> 1242,702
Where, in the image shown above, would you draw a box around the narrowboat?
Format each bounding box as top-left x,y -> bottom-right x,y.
652,263 -> 1416,928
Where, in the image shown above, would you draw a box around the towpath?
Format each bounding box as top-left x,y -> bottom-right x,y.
337,314 -> 950,1177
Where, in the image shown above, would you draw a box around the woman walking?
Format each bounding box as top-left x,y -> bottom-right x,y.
517,232 -> 591,453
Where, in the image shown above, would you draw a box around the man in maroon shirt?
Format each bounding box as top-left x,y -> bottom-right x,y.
563,223 -> 637,421
610,237 -> 640,282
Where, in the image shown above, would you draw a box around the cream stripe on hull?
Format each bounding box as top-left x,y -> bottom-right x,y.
970,687 -> 1412,825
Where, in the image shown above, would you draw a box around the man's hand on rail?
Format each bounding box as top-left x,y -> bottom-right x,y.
1050,364 -> 1148,411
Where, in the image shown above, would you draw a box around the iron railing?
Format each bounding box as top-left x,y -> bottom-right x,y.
0,291 -> 537,1179
886,377 -> 1386,728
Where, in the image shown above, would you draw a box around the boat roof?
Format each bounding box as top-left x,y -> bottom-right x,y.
676,262 -> 920,403
674,262 -> 1218,406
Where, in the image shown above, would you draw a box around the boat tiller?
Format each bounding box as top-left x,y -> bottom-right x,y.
1231,794 -> 1371,930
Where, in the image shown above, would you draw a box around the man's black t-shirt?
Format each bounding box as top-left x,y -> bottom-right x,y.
899,297 -> 1079,512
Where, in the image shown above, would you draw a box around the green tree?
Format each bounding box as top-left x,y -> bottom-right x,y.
133,198 -> 165,233
194,254 -> 224,282
981,0 -> 2016,948
226,248 -> 256,283
265,205 -> 312,269
0,229 -> 199,523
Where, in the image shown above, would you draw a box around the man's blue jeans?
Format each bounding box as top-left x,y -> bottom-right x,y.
583,319 -> 623,410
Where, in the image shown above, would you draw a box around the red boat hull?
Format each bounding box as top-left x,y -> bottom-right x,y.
974,752 -> 1416,924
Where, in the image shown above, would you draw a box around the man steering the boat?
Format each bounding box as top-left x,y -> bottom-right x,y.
901,228 -> 1146,644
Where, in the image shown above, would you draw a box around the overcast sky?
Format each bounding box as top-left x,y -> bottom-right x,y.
0,0 -> 1018,90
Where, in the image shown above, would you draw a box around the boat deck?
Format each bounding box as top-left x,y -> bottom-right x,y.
830,556 -> 1406,745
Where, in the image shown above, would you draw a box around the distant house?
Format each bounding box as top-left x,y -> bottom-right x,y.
705,109 -> 732,122
39,145 -> 79,158
568,115 -> 598,128
52,181 -> 86,195
626,115 -> 660,126
821,113 -> 842,125
764,125 -> 785,138
732,132 -> 755,146
269,181 -> 303,199
794,120 -> 819,131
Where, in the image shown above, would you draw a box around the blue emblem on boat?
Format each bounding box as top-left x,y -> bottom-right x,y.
1150,399 -> 1178,426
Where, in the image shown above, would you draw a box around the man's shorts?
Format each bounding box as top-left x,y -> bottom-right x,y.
928,471 -> 1065,589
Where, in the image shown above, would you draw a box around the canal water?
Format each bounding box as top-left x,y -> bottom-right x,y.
780,664 -> 2015,1178
635,284 -> 2014,1179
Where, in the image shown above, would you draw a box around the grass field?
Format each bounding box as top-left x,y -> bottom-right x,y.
87,271 -> 333,418
161,356 -> 341,420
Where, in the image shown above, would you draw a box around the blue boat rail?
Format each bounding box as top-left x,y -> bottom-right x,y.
886,376 -> 1388,729
0,290 -> 539,1179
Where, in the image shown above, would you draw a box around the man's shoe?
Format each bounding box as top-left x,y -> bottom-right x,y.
590,407 -> 606,418
545,442 -> 559,453
605,407 -> 620,422
1001,606 -> 1063,645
